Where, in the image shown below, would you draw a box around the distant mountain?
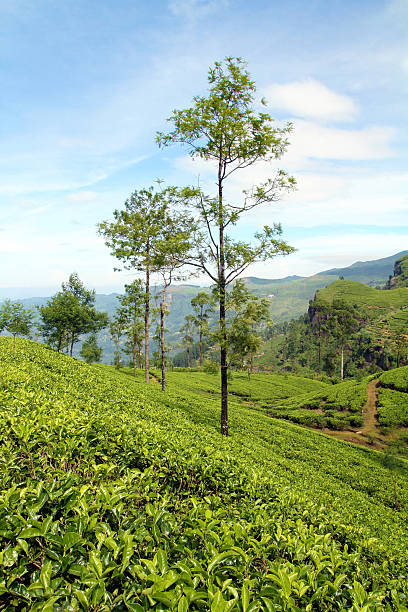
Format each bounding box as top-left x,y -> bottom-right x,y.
321,251 -> 408,285
1,251 -> 406,363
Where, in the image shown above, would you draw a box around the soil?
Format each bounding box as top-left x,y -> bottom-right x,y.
321,380 -> 385,450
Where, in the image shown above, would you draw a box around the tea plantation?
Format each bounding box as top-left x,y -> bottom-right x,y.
1,339 -> 408,610
377,367 -> 408,427
158,370 -> 367,432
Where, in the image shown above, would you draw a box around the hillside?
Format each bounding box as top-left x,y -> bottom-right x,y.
385,253 -> 408,289
0,338 -> 407,609
314,279 -> 408,317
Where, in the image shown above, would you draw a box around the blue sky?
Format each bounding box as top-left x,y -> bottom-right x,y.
1,0 -> 407,294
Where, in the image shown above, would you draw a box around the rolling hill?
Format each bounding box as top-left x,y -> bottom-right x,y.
1,337 -> 407,608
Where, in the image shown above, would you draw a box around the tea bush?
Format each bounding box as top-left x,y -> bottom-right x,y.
0,338 -> 407,610
380,366 -> 408,393
377,388 -> 408,427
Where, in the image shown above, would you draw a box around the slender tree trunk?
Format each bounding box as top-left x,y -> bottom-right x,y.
133,333 -> 137,378
248,353 -> 253,380
218,171 -> 228,436
145,253 -> 150,384
57,334 -> 62,353
340,346 -> 344,380
187,346 -> 191,369
199,329 -> 203,367
160,292 -> 166,392
70,335 -> 74,357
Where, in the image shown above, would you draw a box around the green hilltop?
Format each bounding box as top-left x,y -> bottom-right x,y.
314,279 -> 408,316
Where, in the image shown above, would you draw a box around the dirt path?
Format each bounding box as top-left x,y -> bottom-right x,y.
361,379 -> 380,437
321,379 -> 383,449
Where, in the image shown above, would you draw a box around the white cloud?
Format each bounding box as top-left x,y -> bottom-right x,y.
244,170 -> 408,229
288,120 -> 395,162
265,79 -> 358,122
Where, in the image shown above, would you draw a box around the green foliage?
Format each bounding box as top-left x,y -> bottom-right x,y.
380,366 -> 408,393
98,185 -> 195,277
190,292 -> 214,366
98,183 -> 198,384
114,280 -> 145,373
377,388 -> 408,428
385,254 -> 408,289
224,281 -> 270,373
80,332 -> 103,364
38,273 -> 108,354
377,367 -> 408,427
1,338 -> 408,610
0,300 -> 33,340
202,359 -> 219,374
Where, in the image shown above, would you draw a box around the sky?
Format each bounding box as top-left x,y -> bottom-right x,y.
0,0 -> 407,295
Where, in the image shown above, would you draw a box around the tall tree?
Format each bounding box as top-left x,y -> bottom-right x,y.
325,300 -> 362,379
309,300 -> 331,377
156,220 -> 198,390
191,292 -> 214,367
98,184 -> 195,384
115,280 -> 145,377
157,57 -> 295,435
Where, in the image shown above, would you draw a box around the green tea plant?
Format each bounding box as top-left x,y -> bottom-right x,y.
0,338 -> 407,610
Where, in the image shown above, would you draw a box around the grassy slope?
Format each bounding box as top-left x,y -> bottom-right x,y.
1,339 -> 408,610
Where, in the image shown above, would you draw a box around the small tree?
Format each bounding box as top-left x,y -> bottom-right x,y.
98,184 -> 196,384
80,333 -> 103,364
157,57 -> 295,435
191,292 -> 214,367
109,317 -> 125,370
0,300 -> 34,350
115,280 -> 145,377
39,273 -> 108,355
180,315 -> 195,368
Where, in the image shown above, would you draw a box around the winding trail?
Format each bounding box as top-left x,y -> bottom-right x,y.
361,379 -> 380,437
322,379 -> 382,449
